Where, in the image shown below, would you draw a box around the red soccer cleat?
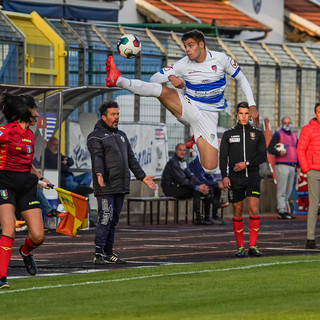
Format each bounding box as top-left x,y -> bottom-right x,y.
105,56 -> 121,87
186,135 -> 196,149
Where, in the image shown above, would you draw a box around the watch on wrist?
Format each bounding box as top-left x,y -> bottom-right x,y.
245,161 -> 249,166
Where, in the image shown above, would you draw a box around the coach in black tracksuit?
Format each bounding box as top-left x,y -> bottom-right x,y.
87,101 -> 155,265
219,101 -> 266,258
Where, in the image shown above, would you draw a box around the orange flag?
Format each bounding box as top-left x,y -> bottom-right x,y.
55,187 -> 89,237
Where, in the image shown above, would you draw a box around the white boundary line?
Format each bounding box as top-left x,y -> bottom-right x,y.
1,259 -> 320,295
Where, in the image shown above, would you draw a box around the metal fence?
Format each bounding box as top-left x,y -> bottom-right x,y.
1,14 -> 320,153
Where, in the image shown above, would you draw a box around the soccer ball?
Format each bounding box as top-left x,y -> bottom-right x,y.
117,34 -> 142,59
275,143 -> 286,152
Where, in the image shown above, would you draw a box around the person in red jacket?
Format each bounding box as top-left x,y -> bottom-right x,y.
297,102 -> 320,249
0,92 -> 51,289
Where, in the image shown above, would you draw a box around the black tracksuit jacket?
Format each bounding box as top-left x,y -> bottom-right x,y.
87,120 -> 146,196
161,154 -> 200,193
219,123 -> 267,189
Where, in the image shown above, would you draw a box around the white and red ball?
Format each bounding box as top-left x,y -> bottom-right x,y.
117,34 -> 141,59
275,143 -> 286,152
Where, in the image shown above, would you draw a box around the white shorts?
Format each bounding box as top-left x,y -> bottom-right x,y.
177,92 -> 219,149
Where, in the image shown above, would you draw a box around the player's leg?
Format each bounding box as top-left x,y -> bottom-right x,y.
161,90 -> 219,171
175,101 -> 219,172
196,138 -> 218,172
20,208 -> 44,275
22,208 -> 45,246
105,56 -> 183,117
0,204 -> 15,288
105,56 -> 218,171
229,188 -> 246,257
247,196 -> 262,257
232,200 -> 245,257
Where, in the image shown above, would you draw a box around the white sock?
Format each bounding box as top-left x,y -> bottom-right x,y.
203,167 -> 217,175
117,77 -> 162,97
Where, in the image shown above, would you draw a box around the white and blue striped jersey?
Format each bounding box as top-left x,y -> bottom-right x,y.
150,51 -> 255,112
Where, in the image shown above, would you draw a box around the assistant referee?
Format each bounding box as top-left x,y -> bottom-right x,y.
0,92 -> 51,289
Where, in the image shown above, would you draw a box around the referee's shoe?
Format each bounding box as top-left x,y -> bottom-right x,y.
19,246 -> 38,275
0,277 -> 10,289
248,245 -> 262,257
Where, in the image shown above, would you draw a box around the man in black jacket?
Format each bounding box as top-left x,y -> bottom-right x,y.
220,101 -> 266,258
161,143 -> 209,224
87,101 -> 156,265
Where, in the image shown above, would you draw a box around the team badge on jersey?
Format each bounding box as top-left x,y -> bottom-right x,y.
0,189 -> 8,199
160,65 -> 173,74
26,145 -> 32,153
121,136 -> 125,142
229,135 -> 240,143
211,65 -> 217,72
228,57 -> 239,69
0,131 -> 3,136
250,132 -> 256,140
210,133 -> 215,141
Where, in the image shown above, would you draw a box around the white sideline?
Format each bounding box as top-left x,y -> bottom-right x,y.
1,259 -> 319,295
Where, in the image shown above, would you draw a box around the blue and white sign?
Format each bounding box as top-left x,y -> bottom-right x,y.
119,122 -> 169,179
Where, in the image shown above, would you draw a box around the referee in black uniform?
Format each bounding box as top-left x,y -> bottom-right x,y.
219,101 -> 267,258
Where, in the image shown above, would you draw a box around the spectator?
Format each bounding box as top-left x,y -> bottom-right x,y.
188,156 -> 229,225
268,117 -> 297,219
161,143 -> 210,225
220,101 -> 267,258
297,102 -> 320,249
45,137 -> 93,195
87,101 -> 156,265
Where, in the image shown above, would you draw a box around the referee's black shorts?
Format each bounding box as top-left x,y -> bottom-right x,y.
0,170 -> 40,212
228,174 -> 262,203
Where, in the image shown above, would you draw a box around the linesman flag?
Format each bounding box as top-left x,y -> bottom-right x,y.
55,187 -> 89,237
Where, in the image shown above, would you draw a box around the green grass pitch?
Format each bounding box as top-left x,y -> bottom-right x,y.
1,255 -> 320,320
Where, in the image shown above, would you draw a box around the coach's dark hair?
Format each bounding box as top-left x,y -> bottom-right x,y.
314,102 -> 320,113
236,101 -> 249,113
181,29 -> 205,46
0,91 -> 36,123
99,101 -> 119,117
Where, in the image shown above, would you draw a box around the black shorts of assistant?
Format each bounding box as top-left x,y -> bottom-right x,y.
0,170 -> 40,212
228,176 -> 261,203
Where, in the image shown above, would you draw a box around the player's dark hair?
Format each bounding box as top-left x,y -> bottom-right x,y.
0,91 -> 36,123
314,102 -> 320,113
236,101 -> 249,113
181,29 -> 206,46
99,101 -> 119,116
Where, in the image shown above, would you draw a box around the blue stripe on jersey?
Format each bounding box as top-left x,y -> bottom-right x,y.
208,51 -> 212,58
232,67 -> 241,78
186,92 -> 224,104
160,69 -> 164,74
185,76 -> 226,91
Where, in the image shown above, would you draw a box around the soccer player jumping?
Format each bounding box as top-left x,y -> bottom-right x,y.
105,29 -> 258,174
